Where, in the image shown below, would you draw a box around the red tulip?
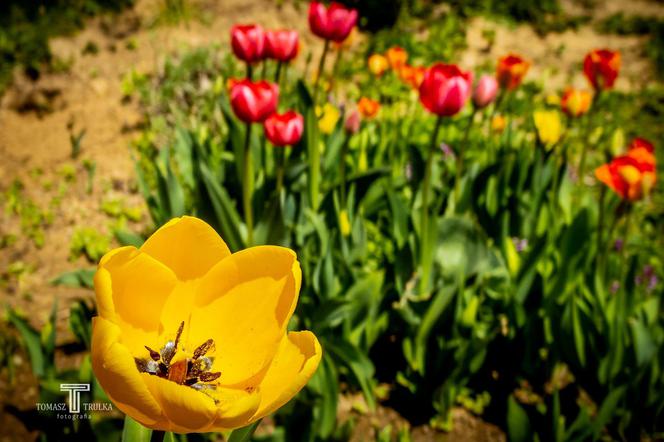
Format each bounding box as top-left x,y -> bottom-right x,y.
628,137 -> 654,153
419,63 -> 473,117
308,2 -> 358,43
266,30 -> 299,62
473,75 -> 498,108
496,54 -> 530,90
231,24 -> 266,64
264,110 -> 304,146
230,79 -> 279,123
595,154 -> 656,201
584,49 -> 620,91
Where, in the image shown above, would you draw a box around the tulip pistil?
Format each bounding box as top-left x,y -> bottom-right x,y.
134,321 -> 221,394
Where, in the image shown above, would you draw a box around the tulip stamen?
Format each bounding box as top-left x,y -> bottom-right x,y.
134,321 -> 222,395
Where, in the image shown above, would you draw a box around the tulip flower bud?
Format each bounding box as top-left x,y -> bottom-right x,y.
473,75 -> 498,108
265,30 -> 299,62
561,87 -> 592,117
231,24 -> 266,64
230,79 -> 279,123
357,97 -> 380,119
584,49 -> 620,91
368,54 -> 389,77
264,110 -> 304,146
496,54 -> 530,90
533,110 -> 563,148
386,46 -> 408,70
308,2 -> 358,43
419,63 -> 472,117
344,109 -> 361,134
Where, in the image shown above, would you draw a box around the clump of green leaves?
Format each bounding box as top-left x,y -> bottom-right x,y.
69,227 -> 110,262
3,180 -> 53,248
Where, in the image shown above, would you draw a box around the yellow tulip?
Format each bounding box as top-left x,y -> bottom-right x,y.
367,54 -> 389,76
533,110 -> 563,148
317,103 -> 340,135
91,216 -> 321,433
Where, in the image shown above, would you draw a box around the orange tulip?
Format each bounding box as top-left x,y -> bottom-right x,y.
357,97 -> 381,119
386,46 -> 408,70
560,88 -> 592,117
496,54 -> 530,90
595,138 -> 656,200
368,54 -> 389,76
584,49 -> 620,91
398,64 -> 425,89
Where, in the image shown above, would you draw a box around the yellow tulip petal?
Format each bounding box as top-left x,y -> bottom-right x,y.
91,317 -> 166,428
208,386 -> 262,431
187,246 -> 301,386
140,216 -> 231,281
94,247 -> 177,333
252,331 -> 322,420
142,374 -> 219,433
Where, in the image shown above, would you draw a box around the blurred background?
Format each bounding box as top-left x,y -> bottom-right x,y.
1,0 -> 663,441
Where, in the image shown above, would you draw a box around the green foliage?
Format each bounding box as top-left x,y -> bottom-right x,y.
69,227 -> 111,262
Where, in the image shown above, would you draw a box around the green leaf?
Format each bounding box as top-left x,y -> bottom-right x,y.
121,415 -> 152,442
327,340 -> 376,410
413,285 -> 455,372
50,268 -> 96,289
228,419 -> 262,442
308,353 -> 339,438
572,300 -> 586,366
199,162 -> 244,251
630,320 -> 656,366
435,216 -> 502,279
592,386 -> 626,438
114,229 -> 145,247
8,309 -> 45,376
507,396 -> 531,442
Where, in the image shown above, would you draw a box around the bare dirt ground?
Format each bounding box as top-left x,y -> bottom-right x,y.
0,0 -> 662,440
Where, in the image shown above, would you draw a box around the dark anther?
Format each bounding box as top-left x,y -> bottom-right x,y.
193,339 -> 214,360
199,371 -> 221,382
145,346 -> 161,361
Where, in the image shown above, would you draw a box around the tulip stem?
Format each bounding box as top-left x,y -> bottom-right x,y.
420,116 -> 443,295
329,47 -> 343,95
339,135 -> 350,208
312,40 -> 330,104
276,147 -> 286,195
246,63 -> 253,80
454,109 -> 476,210
243,123 -> 254,246
275,61 -> 283,84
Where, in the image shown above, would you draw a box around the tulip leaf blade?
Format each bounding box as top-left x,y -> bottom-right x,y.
227,419 -> 261,442
199,161 -> 244,251
121,415 -> 152,442
50,268 -> 96,289
7,308 -> 46,377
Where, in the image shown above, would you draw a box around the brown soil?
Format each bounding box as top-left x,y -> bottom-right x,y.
0,0 -> 662,440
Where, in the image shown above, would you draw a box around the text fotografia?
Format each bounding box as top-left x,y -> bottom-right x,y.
35,383 -> 112,420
